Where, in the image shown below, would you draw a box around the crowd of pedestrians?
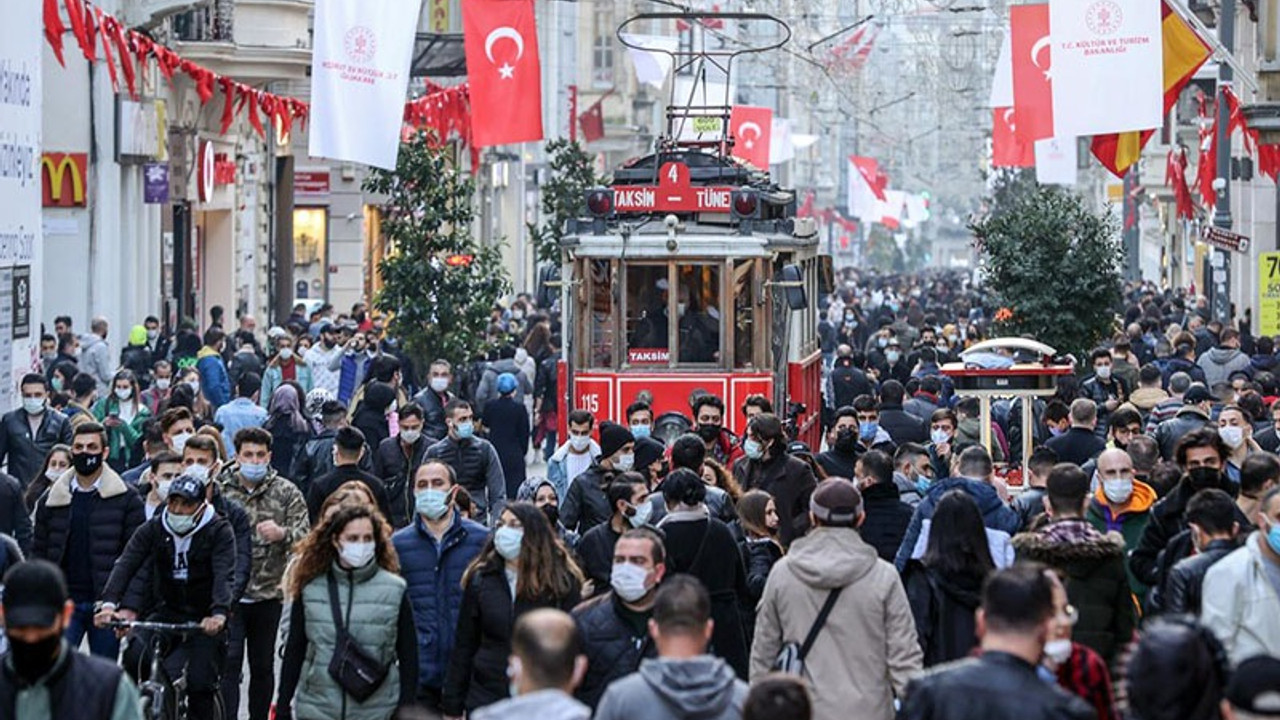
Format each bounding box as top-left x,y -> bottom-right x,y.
1,276 -> 1280,720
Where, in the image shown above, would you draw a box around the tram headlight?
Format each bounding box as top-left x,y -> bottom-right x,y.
586,188 -> 615,217
731,189 -> 760,220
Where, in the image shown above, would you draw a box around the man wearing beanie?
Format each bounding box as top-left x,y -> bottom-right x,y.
562,422 -> 635,535
751,479 -> 922,720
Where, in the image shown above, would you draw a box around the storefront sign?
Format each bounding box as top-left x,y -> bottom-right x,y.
144,163 -> 169,204
116,97 -> 167,162
197,140 -> 215,202
41,153 -> 88,207
1202,225 -> 1250,254
1260,252 -> 1280,337
295,170 -> 331,196
213,153 -> 237,185
11,265 -> 29,339
612,162 -> 734,214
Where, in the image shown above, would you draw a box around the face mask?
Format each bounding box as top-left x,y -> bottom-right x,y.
630,424 -> 651,440
541,503 -> 560,527
677,302 -> 687,317
454,421 -> 474,440
1187,466 -> 1224,492
878,337 -> 889,348
494,526 -> 524,561
1103,478 -> 1134,505
1048,426 -> 1065,438
187,380 -> 201,395
165,507 -> 202,535
72,451 -> 103,476
400,429 -> 422,445
240,462 -> 268,483
185,463 -> 211,482
915,475 -> 932,495
22,397 -> 46,415
147,329 -> 159,341
859,421 -> 879,441
339,540 -> 377,568
569,434 -> 591,452
628,500 -> 653,528
156,480 -> 173,501
171,431 -> 193,454
697,424 -> 721,442
834,429 -> 858,453
51,377 -> 63,392
415,488 -> 451,520
6,632 -> 62,682
1219,425 -> 1245,449
743,438 -> 764,460
614,453 -> 635,472
610,562 -> 652,602
930,428 -> 951,445
1095,365 -> 1112,380
115,387 -> 133,400
154,378 -> 171,390
1266,520 -> 1280,556
45,467 -> 63,482
1043,638 -> 1073,665
429,377 -> 450,393
279,347 -> 294,360
885,351 -> 901,364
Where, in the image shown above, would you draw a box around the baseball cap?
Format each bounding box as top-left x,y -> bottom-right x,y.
496,373 -> 518,395
1226,656 -> 1280,716
2,560 -> 69,628
1183,385 -> 1214,404
810,479 -> 862,526
169,475 -> 206,501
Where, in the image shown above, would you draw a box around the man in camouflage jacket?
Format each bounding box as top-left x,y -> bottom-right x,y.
218,427 -> 310,720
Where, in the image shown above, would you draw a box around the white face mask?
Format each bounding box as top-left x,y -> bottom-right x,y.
185,463 -> 211,482
1095,365 -> 1112,380
613,453 -> 634,472
187,380 -> 201,394
610,562 -> 652,602
115,387 -> 133,400
1219,425 -> 1245,449
154,378 -> 171,390
569,434 -> 591,452
429,377 -> 450,393
339,541 -> 377,568
155,480 -> 173,501
1043,638 -> 1072,664
400,429 -> 422,444
172,431 -> 193,454
45,467 -> 63,482
1102,478 -> 1134,505
278,347 -> 294,360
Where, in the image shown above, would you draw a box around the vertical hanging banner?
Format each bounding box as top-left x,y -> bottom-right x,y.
1050,0 -> 1162,136
989,30 -> 1013,107
310,0 -> 420,169
1010,4 -> 1054,142
992,108 -> 1035,167
1034,137 -> 1078,185
729,105 -> 773,170
848,155 -> 887,220
464,0 -> 544,146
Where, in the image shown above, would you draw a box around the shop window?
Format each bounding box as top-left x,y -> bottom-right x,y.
293,207 -> 327,302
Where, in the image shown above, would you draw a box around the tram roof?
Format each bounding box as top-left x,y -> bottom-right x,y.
565,220 -> 820,260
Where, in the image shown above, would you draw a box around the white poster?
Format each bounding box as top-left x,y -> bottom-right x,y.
310,0 -> 421,169
1049,0 -> 1162,136
769,117 -> 794,165
0,0 -> 42,409
621,33 -> 678,89
1035,137 -> 1078,185
989,31 -> 1013,107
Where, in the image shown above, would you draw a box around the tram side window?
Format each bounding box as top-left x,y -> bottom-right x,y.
677,265 -> 721,364
625,263 -> 722,365
626,265 -> 669,364
733,260 -> 755,368
589,260 -> 614,368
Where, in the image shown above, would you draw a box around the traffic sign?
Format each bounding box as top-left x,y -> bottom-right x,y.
1201,225 -> 1251,253
1260,252 -> 1280,336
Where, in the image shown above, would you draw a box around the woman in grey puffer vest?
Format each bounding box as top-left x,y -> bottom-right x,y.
275,503 -> 419,720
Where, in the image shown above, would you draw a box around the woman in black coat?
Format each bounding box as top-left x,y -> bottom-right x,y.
351,381 -> 396,453
480,374 -> 530,500
902,489 -> 995,666
657,468 -> 751,680
735,489 -> 783,648
263,382 -> 312,478
731,414 -> 816,548
442,502 -> 582,717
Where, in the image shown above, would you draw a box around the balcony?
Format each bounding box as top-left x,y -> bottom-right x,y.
170,0 -> 312,84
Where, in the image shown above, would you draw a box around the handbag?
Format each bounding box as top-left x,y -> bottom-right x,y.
773,587 -> 844,676
326,572 -> 389,702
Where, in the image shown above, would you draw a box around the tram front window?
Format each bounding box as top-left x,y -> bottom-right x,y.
624,263 -> 721,366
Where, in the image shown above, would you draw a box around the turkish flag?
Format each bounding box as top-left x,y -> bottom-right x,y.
463,0 -> 543,146
1010,4 -> 1053,142
579,97 -> 605,142
992,107 -> 1035,167
729,105 -> 773,169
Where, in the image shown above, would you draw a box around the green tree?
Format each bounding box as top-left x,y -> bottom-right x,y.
530,138 -> 600,263
970,186 -> 1122,358
364,131 -> 511,369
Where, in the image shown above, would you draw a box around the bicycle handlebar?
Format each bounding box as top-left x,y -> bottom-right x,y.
106,620 -> 204,633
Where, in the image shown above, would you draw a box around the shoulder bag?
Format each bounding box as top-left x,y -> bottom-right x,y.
326,571 -> 389,702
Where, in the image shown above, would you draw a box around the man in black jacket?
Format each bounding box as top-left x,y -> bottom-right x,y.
306,426 -> 392,522
0,373 -> 73,488
1160,488 -> 1240,615
289,400 -> 373,497
572,528 -> 666,709
0,471 -> 32,552
817,406 -> 861,479
577,477 -> 651,595
562,422 -> 633,535
855,450 -> 913,563
411,359 -> 455,442
424,399 -> 507,524
373,402 -> 435,528
878,380 -> 928,446
899,563 -> 1093,720
95,475 -> 235,720
828,345 -> 874,411
1044,399 -> 1107,467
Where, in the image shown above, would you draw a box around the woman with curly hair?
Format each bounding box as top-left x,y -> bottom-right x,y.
441,502 -> 583,718
275,503 -> 418,720
701,457 -> 744,502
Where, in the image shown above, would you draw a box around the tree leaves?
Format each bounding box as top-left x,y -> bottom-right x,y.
532,138 -> 600,263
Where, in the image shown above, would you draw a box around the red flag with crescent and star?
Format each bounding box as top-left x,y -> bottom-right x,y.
1010,4 -> 1053,142
463,0 -> 543,146
729,105 -> 773,170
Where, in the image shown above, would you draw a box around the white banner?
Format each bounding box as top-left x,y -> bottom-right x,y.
769,117 -> 794,165
847,160 -> 879,221
0,0 -> 42,408
989,31 -> 1013,107
1049,0 -> 1162,136
621,33 -> 679,89
310,0 -> 421,169
1034,137 -> 1078,185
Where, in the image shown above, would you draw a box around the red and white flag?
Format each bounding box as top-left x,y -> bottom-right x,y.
992,108 -> 1035,167
579,97 -> 605,143
829,23 -> 880,71
729,105 -> 773,169
310,0 -> 420,169
1010,4 -> 1053,142
848,155 -> 887,220
463,0 -> 543,146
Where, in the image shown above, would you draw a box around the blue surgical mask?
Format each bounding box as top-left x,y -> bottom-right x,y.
239,462 -> 268,483
415,488 -> 450,520
743,438 -> 764,460
859,421 -> 879,440
1048,426 -> 1065,438
495,526 -> 524,561
455,421 -> 475,440
1267,521 -> 1280,556
915,475 -> 932,495
630,424 -> 651,440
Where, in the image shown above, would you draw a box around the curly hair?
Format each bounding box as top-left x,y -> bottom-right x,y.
701,458 -> 743,501
286,503 -> 398,599
461,502 -> 583,601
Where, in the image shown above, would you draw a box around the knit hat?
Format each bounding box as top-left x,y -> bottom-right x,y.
598,421 -> 634,460
128,325 -> 148,346
634,436 -> 666,473
1226,656 -> 1280,716
497,373 -> 518,395
1183,384 -> 1214,404
810,479 -> 862,526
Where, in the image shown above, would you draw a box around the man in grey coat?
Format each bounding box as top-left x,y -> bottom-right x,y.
79,317 -> 114,397
594,576 -> 747,720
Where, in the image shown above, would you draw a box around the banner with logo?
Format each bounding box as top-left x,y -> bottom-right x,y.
1034,137 -> 1078,185
1050,0 -> 1162,136
0,0 -> 41,407
309,0 -> 421,169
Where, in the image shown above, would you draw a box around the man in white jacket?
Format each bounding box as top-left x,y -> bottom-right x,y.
1201,486 -> 1280,665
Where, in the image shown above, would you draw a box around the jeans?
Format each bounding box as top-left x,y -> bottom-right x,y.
65,601 -> 120,659
222,600 -> 283,720
542,430 -> 557,461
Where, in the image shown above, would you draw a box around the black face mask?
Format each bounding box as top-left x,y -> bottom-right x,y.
541,503 -> 560,527
697,424 -> 721,442
1187,466 -> 1224,492
7,632 -> 61,683
834,429 -> 858,453
71,451 -> 103,477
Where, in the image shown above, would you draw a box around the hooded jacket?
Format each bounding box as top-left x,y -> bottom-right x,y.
1086,480 -> 1156,598
473,690 -> 591,720
1011,519 -> 1135,663
79,333 -> 113,396
895,477 -> 1022,571
1197,346 -> 1253,387
751,527 -> 922,720
196,345 -> 232,409
1200,533 -> 1280,664
902,560 -> 983,667
594,657 -> 747,720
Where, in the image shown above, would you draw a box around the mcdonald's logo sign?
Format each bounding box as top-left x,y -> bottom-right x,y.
41,153 -> 89,207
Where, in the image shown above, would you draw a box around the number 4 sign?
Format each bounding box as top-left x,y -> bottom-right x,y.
1259,252 -> 1280,336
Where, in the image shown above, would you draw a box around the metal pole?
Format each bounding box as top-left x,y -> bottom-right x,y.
1211,0 -> 1235,325
1123,166 -> 1141,281
568,85 -> 578,143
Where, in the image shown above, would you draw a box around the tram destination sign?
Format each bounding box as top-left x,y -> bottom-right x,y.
613,161 -> 734,214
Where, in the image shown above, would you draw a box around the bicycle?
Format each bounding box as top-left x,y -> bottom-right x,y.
108,619 -> 226,720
